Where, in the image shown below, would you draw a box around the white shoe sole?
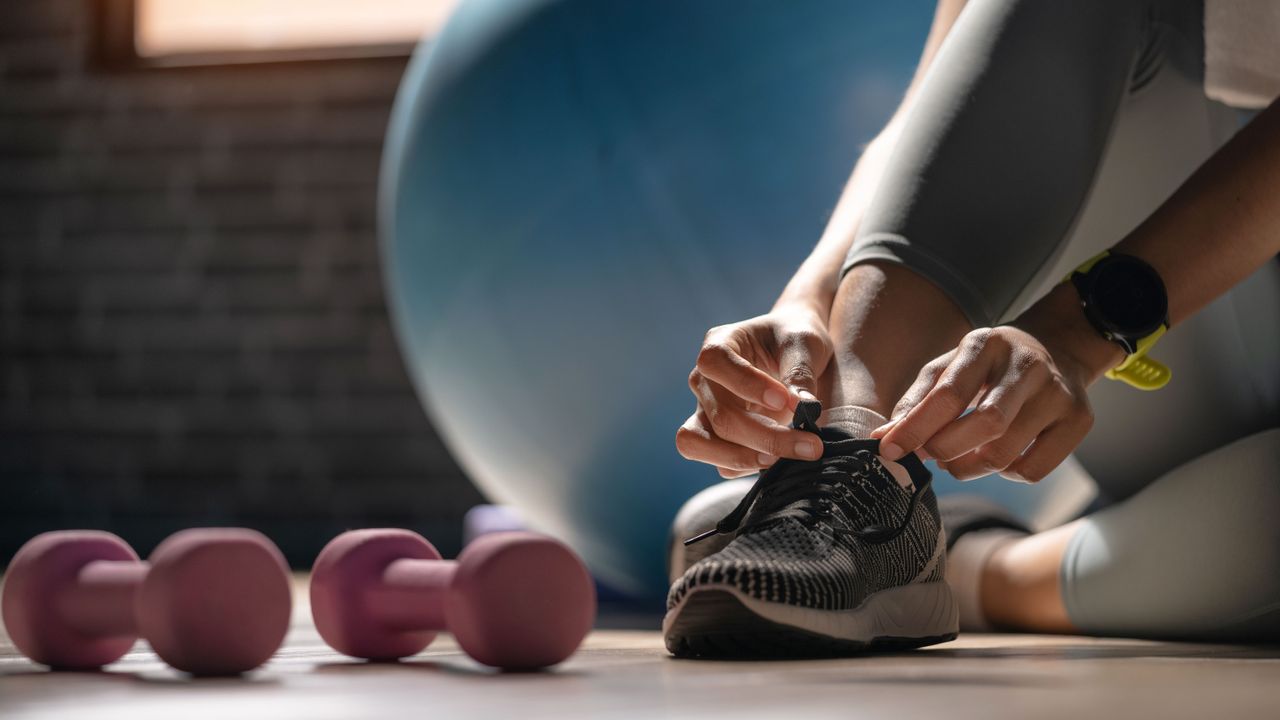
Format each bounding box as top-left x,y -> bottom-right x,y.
663,581 -> 959,657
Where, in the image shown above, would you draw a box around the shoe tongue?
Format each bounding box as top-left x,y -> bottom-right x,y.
815,425 -> 856,443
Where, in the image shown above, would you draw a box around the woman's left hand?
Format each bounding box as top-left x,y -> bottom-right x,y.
869,324 -> 1100,482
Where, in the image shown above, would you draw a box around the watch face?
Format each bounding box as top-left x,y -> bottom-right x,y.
1090,256 -> 1167,337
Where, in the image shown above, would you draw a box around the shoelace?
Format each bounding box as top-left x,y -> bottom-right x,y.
683,402 -> 933,547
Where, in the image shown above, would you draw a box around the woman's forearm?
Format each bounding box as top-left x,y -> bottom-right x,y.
1018,98 -> 1280,382
1115,98 -> 1280,326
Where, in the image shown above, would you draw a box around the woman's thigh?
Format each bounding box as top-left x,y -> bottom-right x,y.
843,0 -> 1155,328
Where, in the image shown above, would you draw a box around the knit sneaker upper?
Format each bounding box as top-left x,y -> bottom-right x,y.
667,402 -> 943,612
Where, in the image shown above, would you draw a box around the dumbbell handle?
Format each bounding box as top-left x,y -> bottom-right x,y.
57,560 -> 149,637
364,558 -> 458,631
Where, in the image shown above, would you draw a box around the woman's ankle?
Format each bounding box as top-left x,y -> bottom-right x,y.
980,523 -> 1080,633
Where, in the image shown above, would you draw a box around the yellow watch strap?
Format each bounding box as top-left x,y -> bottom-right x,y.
1068,250 -> 1171,391
1068,250 -> 1112,279
1103,325 -> 1171,390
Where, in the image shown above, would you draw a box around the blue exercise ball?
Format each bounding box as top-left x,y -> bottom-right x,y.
381,0 -> 933,597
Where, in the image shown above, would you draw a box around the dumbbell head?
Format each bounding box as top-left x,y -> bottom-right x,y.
310,529 -> 596,669
447,532 -> 595,669
138,528 -> 292,675
310,528 -> 444,660
3,530 -> 139,669
1,528 -> 292,675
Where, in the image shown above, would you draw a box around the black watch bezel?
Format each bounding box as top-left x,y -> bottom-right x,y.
1070,253 -> 1169,355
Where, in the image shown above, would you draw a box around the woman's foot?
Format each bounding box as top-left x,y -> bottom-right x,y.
938,495 -> 1029,631
940,495 -> 1080,633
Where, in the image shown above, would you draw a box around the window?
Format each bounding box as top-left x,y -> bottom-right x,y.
98,0 -> 459,67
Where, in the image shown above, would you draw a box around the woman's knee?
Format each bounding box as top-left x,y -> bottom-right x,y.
1063,428 -> 1280,639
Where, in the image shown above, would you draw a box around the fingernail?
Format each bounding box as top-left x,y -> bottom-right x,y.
763,388 -> 787,411
796,389 -> 817,402
796,441 -> 821,459
758,453 -> 777,466
880,442 -> 903,461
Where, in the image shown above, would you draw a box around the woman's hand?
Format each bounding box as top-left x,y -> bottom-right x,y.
870,287 -> 1121,482
676,306 -> 834,478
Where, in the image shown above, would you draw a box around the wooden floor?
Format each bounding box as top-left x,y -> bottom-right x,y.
3,579 -> 1280,719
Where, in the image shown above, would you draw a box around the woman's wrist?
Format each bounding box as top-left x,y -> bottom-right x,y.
770,294 -> 829,324
772,270 -> 835,324
1012,283 -> 1126,386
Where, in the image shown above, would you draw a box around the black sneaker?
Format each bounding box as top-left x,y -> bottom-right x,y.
663,400 -> 958,658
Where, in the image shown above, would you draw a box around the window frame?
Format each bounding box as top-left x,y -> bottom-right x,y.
92,0 -> 423,70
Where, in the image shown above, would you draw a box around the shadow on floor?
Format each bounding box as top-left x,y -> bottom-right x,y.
911,641 -> 1280,662
312,658 -> 590,679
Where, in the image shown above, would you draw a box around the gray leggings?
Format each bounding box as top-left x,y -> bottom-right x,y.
842,0 -> 1280,640
1064,428 -> 1280,641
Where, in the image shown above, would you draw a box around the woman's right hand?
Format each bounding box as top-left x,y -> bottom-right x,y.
676,306 -> 834,478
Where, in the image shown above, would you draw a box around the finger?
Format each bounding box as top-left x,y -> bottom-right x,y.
688,367 -> 732,418
1005,410 -> 1093,483
696,341 -> 790,412
691,367 -> 793,423
921,357 -> 1048,462
937,451 -> 988,481
869,416 -> 898,440
776,331 -> 830,402
701,383 -> 824,460
941,390 -> 1064,479
880,334 -> 1003,461
676,412 -> 778,471
718,466 -> 759,479
888,349 -> 958,422
741,398 -> 794,426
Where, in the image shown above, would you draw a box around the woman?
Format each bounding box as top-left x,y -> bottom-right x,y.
667,0 -> 1279,656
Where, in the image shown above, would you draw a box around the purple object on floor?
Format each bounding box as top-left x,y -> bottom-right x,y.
463,504 -> 636,605
463,504 -> 528,546
1,528 -> 292,675
310,528 -> 596,669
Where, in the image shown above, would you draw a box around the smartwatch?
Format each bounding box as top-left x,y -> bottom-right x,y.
1067,251 -> 1171,390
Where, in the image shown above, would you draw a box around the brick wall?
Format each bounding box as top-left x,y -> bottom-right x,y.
0,1 -> 484,566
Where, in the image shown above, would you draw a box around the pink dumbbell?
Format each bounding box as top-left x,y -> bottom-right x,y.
2,528 -> 292,675
310,529 -> 595,669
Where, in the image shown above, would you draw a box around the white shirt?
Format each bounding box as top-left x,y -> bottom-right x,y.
1205,0 -> 1280,108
